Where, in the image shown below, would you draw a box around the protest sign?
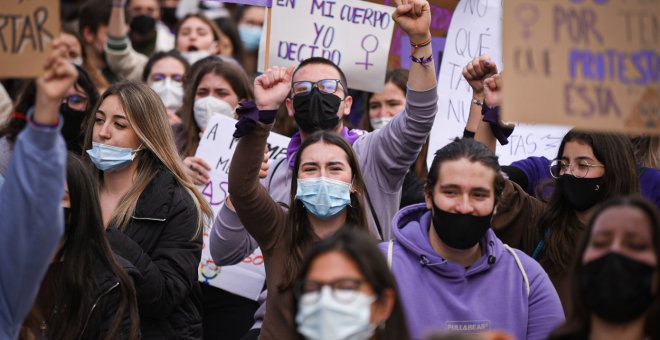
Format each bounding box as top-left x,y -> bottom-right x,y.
367,0 -> 457,73
503,0 -> 660,134
427,0 -> 571,166
0,0 -> 59,78
258,0 -> 395,93
195,114 -> 290,301
222,0 -> 272,6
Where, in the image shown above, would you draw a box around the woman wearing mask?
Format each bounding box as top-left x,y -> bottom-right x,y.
294,228 -> 410,340
177,56 -> 253,185
550,196 -> 660,340
143,50 -> 190,126
106,0 -> 224,81
20,154 -> 140,340
0,65 -> 99,174
360,68 -> 428,208
235,5 -> 265,77
83,81 -> 212,339
227,65 -> 372,339
463,58 -> 641,311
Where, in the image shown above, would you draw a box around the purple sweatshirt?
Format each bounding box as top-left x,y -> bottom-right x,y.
511,156 -> 660,207
380,204 -> 564,340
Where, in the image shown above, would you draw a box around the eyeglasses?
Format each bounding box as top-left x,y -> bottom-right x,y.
294,278 -> 364,304
549,159 -> 605,179
61,94 -> 89,111
291,79 -> 345,98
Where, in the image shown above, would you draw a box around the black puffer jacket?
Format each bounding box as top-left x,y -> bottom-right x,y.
107,168 -> 203,339
79,255 -> 141,339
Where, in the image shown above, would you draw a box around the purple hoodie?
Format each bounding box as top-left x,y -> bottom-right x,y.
380,204 -> 564,340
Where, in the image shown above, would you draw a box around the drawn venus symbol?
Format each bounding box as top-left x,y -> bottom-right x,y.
356,34 -> 379,70
515,4 -> 540,40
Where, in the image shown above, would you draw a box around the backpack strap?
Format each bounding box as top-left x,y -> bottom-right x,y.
503,244 -> 530,297
387,240 -> 394,270
362,186 -> 384,240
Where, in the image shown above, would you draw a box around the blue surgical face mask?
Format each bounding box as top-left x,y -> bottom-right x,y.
296,177 -> 352,219
239,24 -> 262,51
86,142 -> 142,173
296,286 -> 376,340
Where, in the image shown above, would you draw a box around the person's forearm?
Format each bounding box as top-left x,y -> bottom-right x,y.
109,2 -> 128,38
407,39 -> 436,91
465,92 -> 484,135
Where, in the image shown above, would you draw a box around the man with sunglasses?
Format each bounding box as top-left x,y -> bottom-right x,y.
209,1 -> 437,338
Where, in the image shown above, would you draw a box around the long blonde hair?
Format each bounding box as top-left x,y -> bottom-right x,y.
84,81 -> 212,236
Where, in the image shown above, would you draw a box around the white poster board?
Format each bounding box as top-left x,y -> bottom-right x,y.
427,0 -> 571,166
195,114 -> 290,301
258,0 -> 395,93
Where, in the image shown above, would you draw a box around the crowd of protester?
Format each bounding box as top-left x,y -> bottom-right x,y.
1,0 -> 658,339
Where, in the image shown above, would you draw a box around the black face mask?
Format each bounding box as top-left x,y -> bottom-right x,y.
130,15 -> 157,35
292,88 -> 341,133
430,204 -> 493,250
60,104 -> 86,148
582,252 -> 655,324
559,175 -> 604,211
161,7 -> 177,27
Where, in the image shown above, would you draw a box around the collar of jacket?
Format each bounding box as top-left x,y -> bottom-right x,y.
132,167 -> 177,221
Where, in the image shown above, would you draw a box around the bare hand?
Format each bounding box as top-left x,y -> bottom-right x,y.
254,65 -> 295,111
393,0 -> 432,43
462,55 -> 498,96
484,73 -> 503,108
184,156 -> 212,185
259,146 -> 270,179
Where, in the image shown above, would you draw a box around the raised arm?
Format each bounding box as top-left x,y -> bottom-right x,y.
0,44 -> 76,339
105,0 -> 149,81
356,0 -> 438,190
227,66 -> 295,252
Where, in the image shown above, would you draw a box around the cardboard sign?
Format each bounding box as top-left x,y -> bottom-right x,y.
0,0 -> 59,78
502,0 -> 660,134
427,0 -> 571,166
258,0 -> 395,93
195,114 -> 290,301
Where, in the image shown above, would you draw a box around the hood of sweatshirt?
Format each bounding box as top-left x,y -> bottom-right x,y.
391,203 -> 504,279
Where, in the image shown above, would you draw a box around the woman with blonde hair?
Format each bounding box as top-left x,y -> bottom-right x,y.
83,80 -> 212,339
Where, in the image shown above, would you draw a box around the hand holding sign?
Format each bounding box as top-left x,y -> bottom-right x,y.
255,65 -> 295,111
462,55 -> 498,96
35,39 -> 78,125
392,0 -> 432,42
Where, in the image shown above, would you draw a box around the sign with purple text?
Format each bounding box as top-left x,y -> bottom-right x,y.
503,0 -> 660,133
195,114 -> 290,301
222,0 -> 272,6
428,0 -> 571,167
258,0 -> 395,93
0,0 -> 60,78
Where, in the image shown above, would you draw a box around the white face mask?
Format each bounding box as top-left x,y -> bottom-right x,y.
181,50 -> 213,66
150,78 -> 184,111
296,286 -> 376,340
193,96 -> 234,130
369,116 -> 393,130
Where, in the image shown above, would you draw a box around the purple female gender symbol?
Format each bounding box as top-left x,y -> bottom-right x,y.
515,4 -> 540,40
356,34 -> 379,70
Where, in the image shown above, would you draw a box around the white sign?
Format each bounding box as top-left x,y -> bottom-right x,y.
258,0 -> 395,93
196,114 -> 290,301
427,0 -> 571,166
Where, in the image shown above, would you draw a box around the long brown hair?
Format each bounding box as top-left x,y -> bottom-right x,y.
538,130 -> 640,276
281,131 -> 370,291
550,196 -> 660,339
179,57 -> 254,157
83,81 -> 212,236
